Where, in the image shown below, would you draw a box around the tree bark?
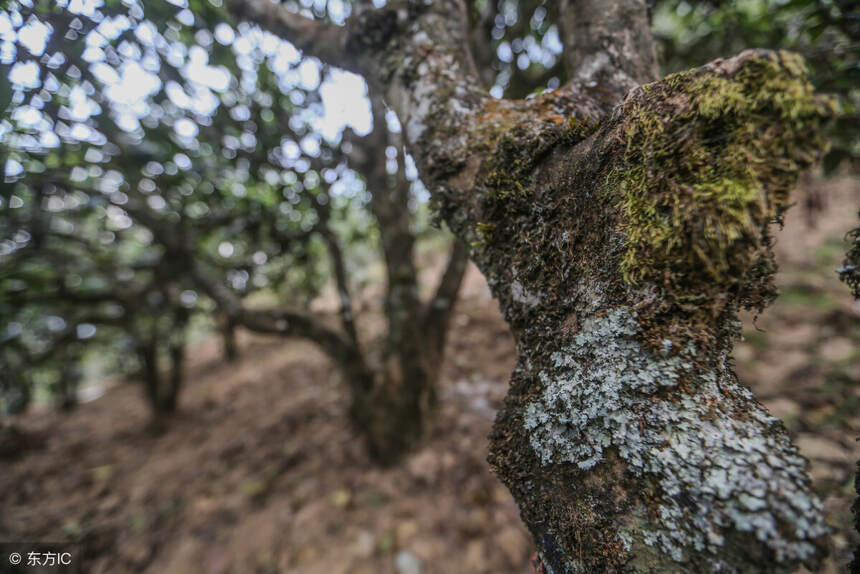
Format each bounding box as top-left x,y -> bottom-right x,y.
315,197 -> 360,348
161,307 -> 189,413
558,0 -> 658,95
138,337 -> 162,415
229,1 -> 836,570
55,366 -> 79,412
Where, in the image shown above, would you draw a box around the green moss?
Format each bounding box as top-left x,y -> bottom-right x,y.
616,51 -> 835,306
472,221 -> 497,246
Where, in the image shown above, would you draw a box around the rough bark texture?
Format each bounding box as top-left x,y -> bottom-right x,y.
229,1 -> 836,569
558,0 -> 658,95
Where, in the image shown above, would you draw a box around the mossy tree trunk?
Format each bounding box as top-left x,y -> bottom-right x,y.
228,0 -> 836,570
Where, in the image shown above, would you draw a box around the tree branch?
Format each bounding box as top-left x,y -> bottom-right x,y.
188,259 -> 368,389
315,201 -> 359,347
345,95 -> 426,363
557,0 -> 658,96
422,238 -> 468,357
225,0 -> 358,73
177,1 -> 836,568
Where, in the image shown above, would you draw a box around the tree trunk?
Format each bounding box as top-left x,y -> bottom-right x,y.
161,307 -> 190,413
220,314 -> 238,363
138,339 -> 164,416
422,239 -> 469,397
356,240 -> 468,464
137,308 -> 188,417
224,8 -> 836,565
336,96 -> 469,463
229,1 -> 835,569
159,344 -> 183,414
55,366 -> 79,412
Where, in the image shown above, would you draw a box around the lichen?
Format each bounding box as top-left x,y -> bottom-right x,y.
524,306 -> 829,565
511,279 -> 543,307
615,51 -> 835,306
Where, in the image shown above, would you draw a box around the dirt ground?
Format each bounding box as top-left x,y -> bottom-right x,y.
1,175 -> 858,574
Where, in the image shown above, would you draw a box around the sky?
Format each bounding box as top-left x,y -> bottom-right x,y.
1,0 -> 373,164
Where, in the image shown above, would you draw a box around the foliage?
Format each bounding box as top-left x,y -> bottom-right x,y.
0,0 -> 372,414
0,0 -> 445,433
1,0 -> 854,427
466,0 -> 564,98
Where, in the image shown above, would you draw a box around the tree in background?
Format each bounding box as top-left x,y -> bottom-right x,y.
1,0 -> 468,461
219,0 -> 839,571
0,145 -> 204,417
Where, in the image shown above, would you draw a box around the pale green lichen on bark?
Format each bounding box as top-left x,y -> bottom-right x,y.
524,307 -> 828,569
616,50 -> 836,292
